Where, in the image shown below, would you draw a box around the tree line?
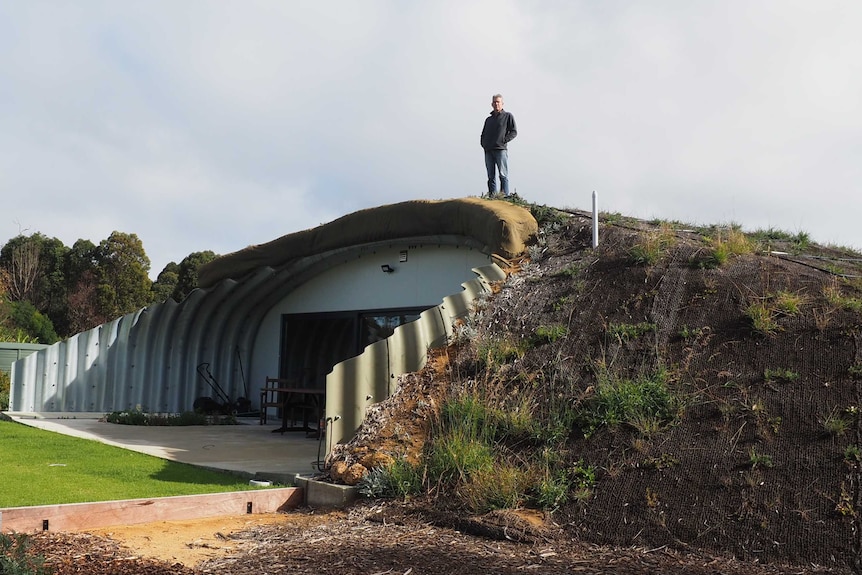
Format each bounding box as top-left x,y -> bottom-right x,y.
0,231 -> 217,344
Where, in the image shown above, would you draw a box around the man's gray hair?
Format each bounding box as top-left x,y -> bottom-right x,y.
492,94 -> 504,101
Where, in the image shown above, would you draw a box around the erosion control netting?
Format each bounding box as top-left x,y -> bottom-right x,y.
331,211 -> 861,571
481,217 -> 861,568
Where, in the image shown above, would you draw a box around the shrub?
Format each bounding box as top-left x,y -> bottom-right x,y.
7,300 -> 59,344
0,533 -> 49,575
357,466 -> 392,498
357,458 -> 422,499
0,370 -> 10,411
533,472 -> 570,510
105,409 -> 236,426
528,203 -> 567,230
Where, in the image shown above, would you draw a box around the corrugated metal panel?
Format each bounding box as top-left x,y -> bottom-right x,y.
9,238 -> 497,418
0,343 -> 48,373
325,264 -> 504,447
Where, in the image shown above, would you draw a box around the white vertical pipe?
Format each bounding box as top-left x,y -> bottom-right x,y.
592,190 -> 599,248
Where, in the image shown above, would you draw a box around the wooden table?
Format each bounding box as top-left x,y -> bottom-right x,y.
261,384 -> 324,435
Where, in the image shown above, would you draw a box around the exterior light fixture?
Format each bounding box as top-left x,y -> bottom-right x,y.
381,264 -> 394,273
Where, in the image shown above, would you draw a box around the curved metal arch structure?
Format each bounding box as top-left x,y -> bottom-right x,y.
325,262 -> 506,448
9,237 -> 503,415
10,199 -> 536,455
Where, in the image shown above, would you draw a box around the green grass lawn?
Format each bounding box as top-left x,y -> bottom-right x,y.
0,419 -> 264,508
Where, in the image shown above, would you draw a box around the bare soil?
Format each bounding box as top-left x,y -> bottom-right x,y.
82,512 -> 319,567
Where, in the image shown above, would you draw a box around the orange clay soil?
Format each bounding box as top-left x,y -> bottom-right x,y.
83,509 -> 340,568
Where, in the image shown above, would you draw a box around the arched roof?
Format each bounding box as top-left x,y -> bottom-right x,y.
198,197 -> 538,288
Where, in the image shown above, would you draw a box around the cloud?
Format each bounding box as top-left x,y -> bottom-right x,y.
1,0 -> 861,279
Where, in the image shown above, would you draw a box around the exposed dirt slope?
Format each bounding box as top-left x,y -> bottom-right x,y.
328,209 -> 862,571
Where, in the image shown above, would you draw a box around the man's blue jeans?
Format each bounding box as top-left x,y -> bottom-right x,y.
484,149 -> 509,196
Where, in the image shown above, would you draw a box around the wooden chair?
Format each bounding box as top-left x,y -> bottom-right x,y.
260,377 -> 291,425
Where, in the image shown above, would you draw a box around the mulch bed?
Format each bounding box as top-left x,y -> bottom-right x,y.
22,502 -> 850,574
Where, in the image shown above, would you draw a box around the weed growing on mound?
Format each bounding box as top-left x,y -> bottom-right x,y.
365,375 -> 590,513
694,227 -> 752,268
678,325 -> 704,340
607,321 -> 656,341
629,225 -> 676,266
750,227 -> 811,253
820,407 -> 852,437
477,336 -> 528,371
577,367 -> 682,438
358,458 -> 422,499
747,447 -> 774,469
823,278 -> 862,314
499,194 -> 568,230
744,289 -> 808,336
843,445 -> 861,465
533,323 -> 568,345
763,368 -> 799,384
460,465 -> 529,513
745,301 -> 779,335
772,290 -> 805,315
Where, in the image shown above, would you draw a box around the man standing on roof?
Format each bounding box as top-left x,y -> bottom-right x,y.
481,93 -> 517,198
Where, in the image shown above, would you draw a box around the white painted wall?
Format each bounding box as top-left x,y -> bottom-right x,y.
250,243 -> 491,386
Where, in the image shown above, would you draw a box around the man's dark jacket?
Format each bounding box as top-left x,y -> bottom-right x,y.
481,110 -> 517,151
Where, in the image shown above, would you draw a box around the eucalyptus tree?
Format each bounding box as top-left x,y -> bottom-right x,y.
172,251 -> 218,302
94,231 -> 152,321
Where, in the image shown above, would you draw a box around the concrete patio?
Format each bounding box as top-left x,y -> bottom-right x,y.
7,413 -> 326,483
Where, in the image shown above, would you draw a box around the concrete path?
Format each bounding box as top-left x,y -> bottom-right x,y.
7,414 -> 325,482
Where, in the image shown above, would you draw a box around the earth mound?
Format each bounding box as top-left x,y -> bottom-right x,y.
327,207 -> 862,571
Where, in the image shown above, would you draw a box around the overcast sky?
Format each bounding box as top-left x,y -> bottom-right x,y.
2,1 -> 860,279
